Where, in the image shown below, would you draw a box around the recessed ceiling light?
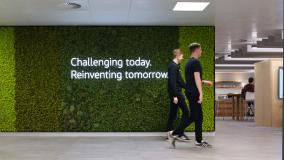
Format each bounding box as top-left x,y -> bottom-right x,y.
224,55 -> 281,61
215,64 -> 255,67
64,2 -> 82,9
57,0 -> 88,10
216,70 -> 255,73
173,2 -> 210,11
247,45 -> 283,52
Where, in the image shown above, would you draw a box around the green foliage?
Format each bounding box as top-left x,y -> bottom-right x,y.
179,27 -> 215,131
14,27 -> 61,131
58,27 -> 179,131
1,26 -> 214,132
0,28 -> 16,131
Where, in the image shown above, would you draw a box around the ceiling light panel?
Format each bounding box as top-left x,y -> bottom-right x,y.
173,2 -> 210,11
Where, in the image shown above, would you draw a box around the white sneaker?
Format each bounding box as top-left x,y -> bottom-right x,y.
167,131 -> 177,148
176,134 -> 190,143
195,140 -> 212,148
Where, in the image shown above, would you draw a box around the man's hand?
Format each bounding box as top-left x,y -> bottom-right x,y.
203,80 -> 213,87
198,94 -> 203,104
173,97 -> 178,104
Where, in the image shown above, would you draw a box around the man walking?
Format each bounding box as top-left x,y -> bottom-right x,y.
168,43 -> 213,148
167,48 -> 190,143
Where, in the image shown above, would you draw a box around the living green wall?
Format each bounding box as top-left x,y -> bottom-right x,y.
0,28 -> 16,131
58,27 -> 178,131
0,26 -> 214,132
179,27 -> 215,131
15,27 -> 61,131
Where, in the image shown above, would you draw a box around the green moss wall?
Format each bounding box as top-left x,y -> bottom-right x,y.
0,26 -> 214,132
58,27 -> 179,131
0,28 -> 16,131
179,27 -> 215,131
15,27 -> 61,131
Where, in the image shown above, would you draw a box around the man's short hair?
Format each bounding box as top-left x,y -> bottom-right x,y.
248,77 -> 254,83
188,43 -> 201,54
172,48 -> 182,58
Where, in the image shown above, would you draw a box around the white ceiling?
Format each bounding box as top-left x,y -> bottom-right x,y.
215,0 -> 283,53
0,0 -> 282,53
0,0 -> 215,25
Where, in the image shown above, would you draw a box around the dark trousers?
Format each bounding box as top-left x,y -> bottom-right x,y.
167,93 -> 190,136
185,91 -> 203,143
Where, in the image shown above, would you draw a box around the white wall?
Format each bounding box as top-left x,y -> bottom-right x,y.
215,71 -> 254,86
215,70 -> 254,96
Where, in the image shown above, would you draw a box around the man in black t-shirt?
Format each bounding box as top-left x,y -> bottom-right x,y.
166,49 -> 190,143
168,43 -> 213,148
185,43 -> 213,147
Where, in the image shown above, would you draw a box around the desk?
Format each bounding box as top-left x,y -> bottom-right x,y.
227,93 -> 244,121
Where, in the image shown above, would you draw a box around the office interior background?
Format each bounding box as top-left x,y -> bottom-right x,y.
0,0 -> 283,160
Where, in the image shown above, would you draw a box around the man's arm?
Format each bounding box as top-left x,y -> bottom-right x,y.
241,85 -> 247,98
194,72 -> 203,104
168,65 -> 178,104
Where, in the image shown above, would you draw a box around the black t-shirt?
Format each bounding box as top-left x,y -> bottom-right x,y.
185,57 -> 202,95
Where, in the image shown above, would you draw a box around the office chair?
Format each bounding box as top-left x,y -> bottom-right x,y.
245,92 -> 255,120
